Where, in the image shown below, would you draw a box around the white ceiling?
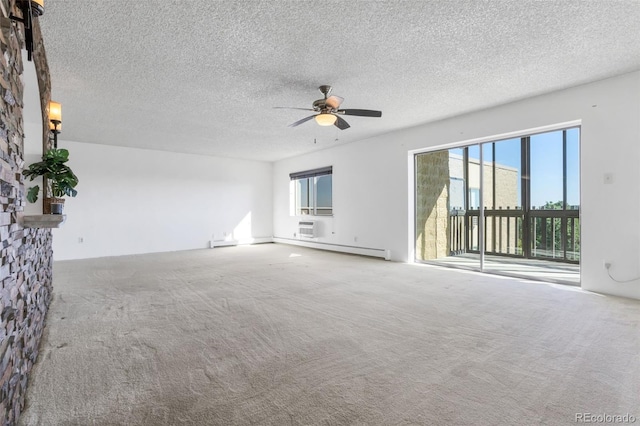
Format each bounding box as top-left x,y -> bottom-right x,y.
37,1 -> 640,162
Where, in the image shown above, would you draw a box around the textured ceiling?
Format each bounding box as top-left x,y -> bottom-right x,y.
37,1 -> 640,162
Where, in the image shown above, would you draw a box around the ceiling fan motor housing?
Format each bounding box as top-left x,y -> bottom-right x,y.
312,99 -> 329,111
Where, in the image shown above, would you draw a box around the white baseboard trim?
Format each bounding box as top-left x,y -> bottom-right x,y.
273,237 -> 390,260
210,237 -> 273,248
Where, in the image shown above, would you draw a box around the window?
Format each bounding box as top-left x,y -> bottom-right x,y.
290,166 -> 332,216
415,126 -> 580,265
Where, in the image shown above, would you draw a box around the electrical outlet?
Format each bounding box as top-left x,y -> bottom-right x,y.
604,261 -> 612,270
354,236 -> 358,243
293,232 -> 297,238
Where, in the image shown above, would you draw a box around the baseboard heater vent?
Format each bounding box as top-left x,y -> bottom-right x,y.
273,238 -> 390,260
210,237 -> 273,248
298,221 -> 316,238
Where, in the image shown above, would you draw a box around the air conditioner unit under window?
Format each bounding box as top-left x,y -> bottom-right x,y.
298,221 -> 316,238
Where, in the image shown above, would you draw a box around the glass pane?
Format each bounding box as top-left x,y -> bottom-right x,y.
494,138 -> 521,210
448,149 -> 466,258
414,148 -> 479,270
467,145 -> 481,210
492,138 -> 523,257
466,146 -> 481,263
566,128 -> 580,209
448,148 -> 465,211
531,216 -> 564,259
482,143 -> 494,209
482,143 -> 494,254
566,128 -> 580,261
415,150 -> 450,261
315,175 -> 332,215
566,217 -> 580,261
295,178 -> 311,215
462,146 -> 481,269
530,130 -> 563,210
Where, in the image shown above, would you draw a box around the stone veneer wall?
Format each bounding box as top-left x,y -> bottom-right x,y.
415,150 -> 450,261
0,1 -> 53,424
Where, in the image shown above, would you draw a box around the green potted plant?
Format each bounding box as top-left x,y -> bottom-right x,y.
23,148 -> 78,214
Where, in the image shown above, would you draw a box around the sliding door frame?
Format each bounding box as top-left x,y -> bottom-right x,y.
412,123 -> 581,268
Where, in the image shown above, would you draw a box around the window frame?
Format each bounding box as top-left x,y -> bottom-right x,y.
290,166 -> 333,216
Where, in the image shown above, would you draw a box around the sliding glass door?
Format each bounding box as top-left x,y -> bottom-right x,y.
414,127 -> 580,282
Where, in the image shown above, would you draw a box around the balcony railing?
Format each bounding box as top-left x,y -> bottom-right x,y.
449,207 -> 580,263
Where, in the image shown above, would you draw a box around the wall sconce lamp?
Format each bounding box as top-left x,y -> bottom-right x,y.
9,0 -> 44,61
49,101 -> 61,148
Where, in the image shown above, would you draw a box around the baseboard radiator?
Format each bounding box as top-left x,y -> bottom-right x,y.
210,237 -> 273,248
273,237 -> 391,260
298,221 -> 316,238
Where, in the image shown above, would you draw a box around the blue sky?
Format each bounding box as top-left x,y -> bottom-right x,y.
451,128 -> 580,208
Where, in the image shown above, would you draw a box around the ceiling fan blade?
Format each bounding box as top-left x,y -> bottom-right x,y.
326,95 -> 344,109
338,109 -> 382,117
274,106 -> 314,111
289,114 -> 317,127
334,115 -> 350,130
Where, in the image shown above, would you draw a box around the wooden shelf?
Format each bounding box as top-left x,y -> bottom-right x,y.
23,214 -> 66,228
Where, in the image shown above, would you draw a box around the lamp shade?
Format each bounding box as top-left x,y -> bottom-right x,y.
315,113 -> 337,126
49,101 -> 61,122
49,101 -> 61,131
31,0 -> 45,16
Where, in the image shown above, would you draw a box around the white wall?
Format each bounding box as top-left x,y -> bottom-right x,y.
273,71 -> 640,300
22,56 -> 44,215
22,123 -> 44,215
53,141 -> 273,260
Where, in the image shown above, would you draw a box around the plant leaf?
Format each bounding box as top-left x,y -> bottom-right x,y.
27,186 -> 40,203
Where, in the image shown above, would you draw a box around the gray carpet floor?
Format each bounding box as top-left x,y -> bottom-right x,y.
20,244 -> 640,425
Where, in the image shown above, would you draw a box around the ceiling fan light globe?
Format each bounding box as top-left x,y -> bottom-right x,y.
315,113 -> 337,126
